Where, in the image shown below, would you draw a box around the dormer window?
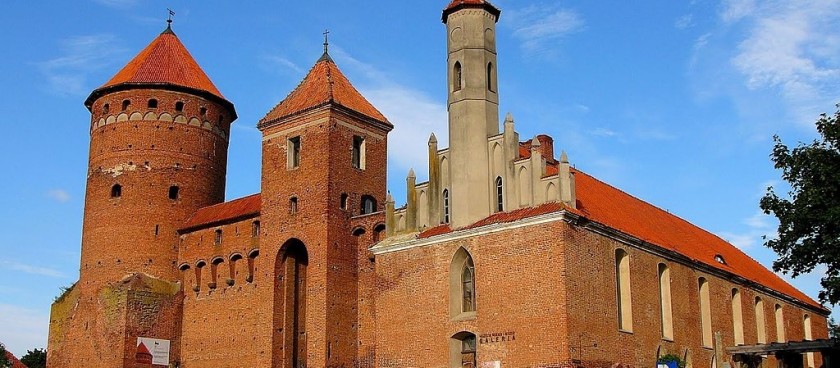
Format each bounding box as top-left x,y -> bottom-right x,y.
714,255 -> 726,265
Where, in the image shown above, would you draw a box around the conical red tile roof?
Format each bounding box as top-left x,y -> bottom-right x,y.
259,53 -> 390,127
86,26 -> 232,113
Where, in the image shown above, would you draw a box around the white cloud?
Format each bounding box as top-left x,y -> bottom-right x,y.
504,5 -> 584,52
675,14 -> 695,30
591,127 -> 619,138
264,55 -> 304,75
92,0 -> 138,8
724,0 -> 840,123
38,34 -> 126,96
0,261 -> 65,278
717,210 -> 775,250
0,304 -> 49,357
46,189 -> 70,203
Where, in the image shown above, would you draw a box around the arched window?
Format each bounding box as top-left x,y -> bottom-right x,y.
487,62 -> 494,92
110,184 -> 122,198
121,99 -> 130,111
495,177 -> 503,212
755,297 -> 766,343
450,332 -> 477,368
210,258 -> 223,289
443,189 -> 450,224
246,249 -> 259,283
340,193 -> 349,210
453,62 -> 462,91
168,185 -> 179,200
615,249 -> 632,332
103,103 -> 110,114
148,99 -> 158,109
228,253 -> 243,286
699,278 -> 712,347
175,101 -> 184,112
450,248 -> 476,317
361,195 -> 376,214
251,221 -> 260,238
194,260 -> 206,292
774,304 -> 785,342
658,263 -> 673,340
732,288 -> 745,345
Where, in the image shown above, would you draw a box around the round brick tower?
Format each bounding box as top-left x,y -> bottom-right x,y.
79,24 -> 236,288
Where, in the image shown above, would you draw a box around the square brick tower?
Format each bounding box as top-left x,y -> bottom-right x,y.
257,46 -> 393,368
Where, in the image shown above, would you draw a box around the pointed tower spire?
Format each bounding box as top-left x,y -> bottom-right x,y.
319,29 -> 333,62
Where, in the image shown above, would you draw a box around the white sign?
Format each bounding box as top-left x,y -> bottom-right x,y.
137,337 -> 170,365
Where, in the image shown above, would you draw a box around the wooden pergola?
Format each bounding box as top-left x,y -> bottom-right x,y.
726,339 -> 840,368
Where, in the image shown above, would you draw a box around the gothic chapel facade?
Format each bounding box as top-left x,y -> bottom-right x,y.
49,1 -> 829,367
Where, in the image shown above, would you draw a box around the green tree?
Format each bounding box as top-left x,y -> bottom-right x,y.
0,343 -> 11,368
20,348 -> 46,368
761,105 -> 840,305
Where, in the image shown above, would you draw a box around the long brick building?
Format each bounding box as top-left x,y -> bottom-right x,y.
48,1 -> 830,367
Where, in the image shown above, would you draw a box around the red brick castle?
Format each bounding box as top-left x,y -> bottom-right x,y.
48,1 -> 830,367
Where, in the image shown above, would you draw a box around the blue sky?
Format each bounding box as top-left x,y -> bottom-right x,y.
1,0 -> 838,357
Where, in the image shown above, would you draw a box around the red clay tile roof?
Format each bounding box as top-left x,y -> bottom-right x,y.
4,350 -> 27,368
442,0 -> 501,22
259,55 -> 390,126
87,26 -> 228,107
181,193 -> 261,231
418,167 -> 824,311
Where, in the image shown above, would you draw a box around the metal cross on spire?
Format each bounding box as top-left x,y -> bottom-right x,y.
323,29 -> 330,54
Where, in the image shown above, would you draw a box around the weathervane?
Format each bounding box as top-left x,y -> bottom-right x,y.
167,8 -> 175,26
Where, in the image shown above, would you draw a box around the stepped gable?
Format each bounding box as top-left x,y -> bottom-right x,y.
419,163 -> 824,311
259,53 -> 390,127
85,25 -> 233,114
442,0 -> 501,22
181,193 -> 261,231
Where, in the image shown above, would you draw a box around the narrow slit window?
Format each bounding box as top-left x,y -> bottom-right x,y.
487,62 -> 494,92
699,278 -> 712,347
110,184 -> 122,198
340,193 -> 348,210
658,263 -> 673,340
251,221 -> 260,238
462,256 -> 476,312
443,189 -> 450,224
214,229 -> 222,246
495,177 -> 504,212
168,185 -> 179,200
453,62 -> 462,91
288,136 -> 301,169
290,197 -> 298,214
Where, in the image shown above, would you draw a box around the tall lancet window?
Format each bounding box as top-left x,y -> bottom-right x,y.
453,62 -> 462,92
487,62 -> 495,92
495,177 -> 504,212
462,256 -> 476,312
443,189 -> 450,224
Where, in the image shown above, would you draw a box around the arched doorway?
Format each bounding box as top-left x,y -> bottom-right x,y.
273,239 -> 308,368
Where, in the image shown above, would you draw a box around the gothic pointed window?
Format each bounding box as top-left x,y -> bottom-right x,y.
487,62 -> 494,92
774,304 -> 785,342
615,249 -> 633,332
755,297 -> 767,343
361,195 -> 377,215
443,189 -> 450,224
453,62 -> 462,92
462,257 -> 475,312
495,177 -> 504,212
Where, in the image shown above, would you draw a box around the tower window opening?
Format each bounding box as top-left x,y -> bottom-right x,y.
175,101 -> 184,112
214,229 -> 222,246
121,100 -> 130,111
443,189 -> 450,224
487,62 -> 495,92
148,99 -> 158,108
103,103 -> 110,114
361,195 -> 377,215
251,221 -> 260,238
290,197 -> 298,214
168,185 -> 179,200
495,176 -> 504,212
340,193 -> 349,210
288,136 -> 301,169
453,62 -> 462,92
154,225 -> 159,237
352,136 -> 366,169
110,184 -> 122,198
200,107 -> 207,116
